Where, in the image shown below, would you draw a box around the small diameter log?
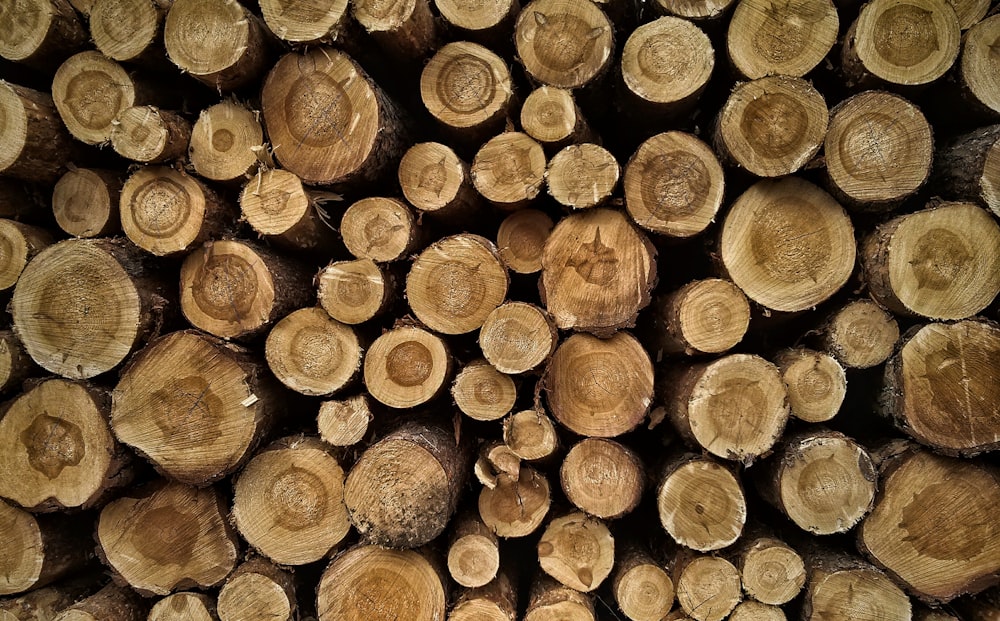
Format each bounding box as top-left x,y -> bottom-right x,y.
452,360 -> 517,422
351,0 -> 439,60
820,299 -> 900,369
344,417 -> 472,547
317,394 -> 372,447
546,143 -> 619,209
164,0 -> 271,91
406,234 -> 509,334
363,325 -> 450,408
861,201 -> 1000,320
520,86 -> 593,152
496,209 -> 553,275
842,0 -> 961,89
561,438 -> 644,519
674,555 -> 742,621
774,348 -> 847,423
450,568 -> 518,621
541,208 -> 657,334
726,0 -> 838,79
654,279 -> 750,356
961,15 -> 1000,116
0,500 -> 90,596
11,238 -> 170,380
623,131 -> 725,238
933,124 -> 1000,218
340,197 -> 419,263
612,542 -> 674,621
728,601 -> 785,621
0,331 -> 34,394
801,553 -> 911,621
651,0 -> 733,22
420,42 -> 513,144
0,0 -> 87,70
524,575 -> 595,621
720,177 -> 856,313
514,0 -> 614,89
0,82 -> 80,183
714,75 -> 828,177
757,430 -> 876,535
317,545 -> 446,621
120,166 -> 232,257
259,0 -> 349,44
52,584 -> 147,621
0,378 -> 132,512
883,319 -> 1000,456
0,579 -> 97,620
434,0 -> 519,47
111,106 -> 191,163
657,455 -> 746,552
0,220 -> 51,291
737,537 -> 806,605
545,331 -> 654,438
52,168 -> 122,238
448,511 -> 501,588
88,0 -> 169,65
148,593 -> 217,621
399,142 -> 482,224
232,436 -> 350,566
190,101 -> 264,183
479,464 -> 551,537
239,169 -> 339,253
824,91 -> 933,211
666,354 -> 789,465
180,240 -> 312,340
480,302 -> 557,374
620,17 -> 713,117
504,409 -> 559,461
316,259 -> 395,325
97,481 -> 239,596
471,132 -> 547,210
476,440 -> 522,488
538,512 -> 615,592
265,307 -> 361,397
111,330 -> 282,485
217,559 -> 296,621
262,47 -> 407,187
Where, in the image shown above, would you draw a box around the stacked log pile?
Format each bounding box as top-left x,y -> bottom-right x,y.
1,0 -> 1000,619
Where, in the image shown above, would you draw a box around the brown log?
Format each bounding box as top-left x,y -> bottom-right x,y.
611,541 -> 675,621
340,196 -> 420,263
728,601 -> 786,621
652,278 -> 750,356
217,558 -> 296,621
0,82 -> 82,183
801,551 -> 911,621
317,259 -> 396,325
351,0 -> 440,60
726,0 -> 838,79
514,0 -> 614,89
495,208 -> 553,275
475,440 -> 522,489
651,0 -> 734,23
399,142 -> 483,224
520,86 -> 594,152
148,593 -> 217,621
363,325 -> 450,408
0,501 -> 91,596
52,583 -> 147,621
265,307 -> 361,397
504,409 -> 559,461
471,132 -> 547,210
656,454 -> 747,552
560,437 -> 643,519
88,0 -> 170,66
449,567 -> 518,621
52,168 -> 122,238
960,15 -> 1000,116
259,0 -> 350,45
479,463 -> 551,537
524,574 -> 595,621
434,0 -> 519,48
933,124 -> 1000,218
673,554 -> 742,621
317,394 -> 372,447
447,510 -> 501,588
110,106 -> 191,163
239,169 -> 340,253
452,359 -> 517,422
479,302 -> 557,374
0,577 -> 97,620
546,143 -> 619,209
774,347 -> 847,423
819,298 -> 900,370
537,511 -> 615,592
0,220 -> 51,291
736,536 -> 806,605
189,101 -> 265,183
0,331 -> 35,394
0,0 -> 87,71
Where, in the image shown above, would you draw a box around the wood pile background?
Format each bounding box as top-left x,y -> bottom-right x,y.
1,0 -> 1000,619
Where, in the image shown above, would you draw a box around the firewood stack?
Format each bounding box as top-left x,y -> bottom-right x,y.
1,0 -> 1000,619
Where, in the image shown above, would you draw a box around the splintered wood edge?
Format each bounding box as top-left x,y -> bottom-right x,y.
240,169 -> 311,236
479,465 -> 551,537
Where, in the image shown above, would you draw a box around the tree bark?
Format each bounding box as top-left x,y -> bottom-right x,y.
0,0 -> 87,71
0,82 -> 83,183
932,124 -> 1000,218
239,169 -> 341,253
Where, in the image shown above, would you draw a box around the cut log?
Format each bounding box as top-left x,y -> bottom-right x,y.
801,552 -> 911,621
0,331 -> 34,394
0,220 -> 51,291
495,209 -> 553,275
520,86 -> 593,151
611,541 -> 674,621
475,440 -> 522,488
344,417 -> 472,547
399,142 -> 482,224
479,464 -> 551,537
861,201 -> 1000,320
560,437 -> 644,519
737,536 -> 806,605
97,480 -> 239,596
264,307 -> 361,397
363,325 -> 450,408
52,583 -> 147,621
179,239 -> 312,340
447,510 -> 501,588
504,409 -> 559,461
0,577 -> 97,621
538,511 -> 614,592
340,196 -> 419,263
217,558 -> 296,621
261,47 -> 406,187
406,234 -> 508,334
189,101 -> 264,183
148,593 -> 217,621
452,359 -> 517,422
546,143 -> 619,209
0,500 -> 91,596
514,0 -> 614,89
317,394 -> 372,447
111,330 -> 282,485
651,0 -> 734,23
239,169 -> 339,253
665,354 -> 789,464
52,168 -> 122,238
317,545 -> 446,621
726,0 -> 838,79
960,15 -> 1000,116
471,132 -> 547,210
0,0 -> 87,71
524,575 -> 595,621
232,436 -> 350,565
449,567 -> 518,621
774,348 -> 847,423
434,0 -> 519,48
545,331 -> 654,437
623,131 -> 725,238
656,454 -> 746,552
842,0 -> 961,89
120,166 -> 233,256
351,0 -> 439,60
11,238 -> 171,380
819,298 -> 900,369
728,601 -> 786,621
259,0 -> 349,44
540,208 -> 657,334
933,124 -> 1000,218
0,378 -> 132,512
653,278 -> 750,356
316,259 -> 395,325
719,177 -> 856,313
714,75 -> 828,177
88,0 -> 169,65
883,319 -> 1000,456
480,302 -> 557,374
111,105 -> 191,163
674,555 -> 742,621
0,82 -> 82,183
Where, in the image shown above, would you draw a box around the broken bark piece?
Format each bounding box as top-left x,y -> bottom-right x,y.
452,359 -> 517,422
265,307 -> 361,397
726,0 -> 838,79
524,574 -> 595,621
801,552 -> 911,621
819,299 -> 900,370
52,168 -> 122,238
189,101 -> 264,183
471,132 -> 547,210
561,438 -> 644,519
52,583 -> 147,621
363,325 -> 450,408
538,511 -> 615,592
774,348 -> 847,423
0,331 -> 34,394
515,0 -> 614,89
657,454 -> 746,552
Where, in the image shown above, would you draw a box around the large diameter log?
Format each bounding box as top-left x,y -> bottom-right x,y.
97,480 -> 239,596
0,0 -> 87,71
217,558 -> 296,621
726,0 -> 838,79
0,82 -> 81,183
656,454 -> 747,552
344,418 -> 472,548
111,330 -> 283,485
11,238 -> 171,380
88,0 -> 169,65
819,298 -> 900,370
0,378 -> 132,512
961,15 -> 1000,117
883,319 -> 1000,455
52,168 -> 122,238
363,325 -> 450,408
0,500 -> 91,596
538,511 -> 615,592
190,101 -> 265,183
52,584 -> 147,621
514,0 -> 614,89
801,552 -> 911,621
933,124 -> 1000,218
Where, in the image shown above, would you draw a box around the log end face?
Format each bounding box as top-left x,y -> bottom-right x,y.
0,500 -> 43,596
